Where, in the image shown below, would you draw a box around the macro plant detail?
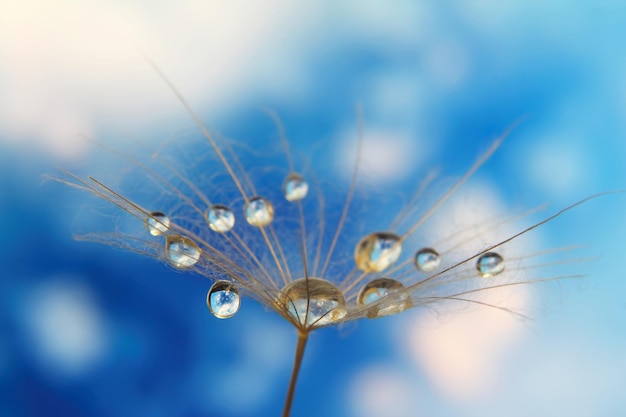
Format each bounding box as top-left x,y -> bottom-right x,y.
53,63 -> 612,417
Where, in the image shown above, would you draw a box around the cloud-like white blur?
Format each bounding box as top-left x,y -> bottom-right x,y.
23,280 -> 110,376
0,0 -> 434,161
400,183 -> 533,400
0,0 -> 317,159
404,287 -> 527,401
335,127 -> 424,183
525,132 -> 590,198
349,366 -> 419,417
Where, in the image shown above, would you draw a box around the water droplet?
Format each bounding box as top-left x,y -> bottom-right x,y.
282,173 -> 309,202
355,232 -> 402,272
357,278 -> 412,318
476,252 -> 505,277
166,236 -> 201,269
207,280 -> 240,319
206,204 -> 235,233
414,247 -> 440,272
146,211 -> 170,236
244,196 -> 275,226
278,278 -> 347,328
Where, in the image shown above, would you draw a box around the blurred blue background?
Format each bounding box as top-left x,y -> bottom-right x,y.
1,2 -> 626,416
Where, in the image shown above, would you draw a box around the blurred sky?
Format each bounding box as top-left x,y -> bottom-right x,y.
1,1 -> 626,417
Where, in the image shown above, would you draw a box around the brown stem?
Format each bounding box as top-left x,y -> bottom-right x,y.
282,331 -> 309,417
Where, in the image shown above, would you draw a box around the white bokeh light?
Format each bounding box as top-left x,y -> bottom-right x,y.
399,183 -> 533,401
0,0 -> 315,159
349,365 -> 419,417
526,136 -> 588,197
0,0 -> 436,161
403,287 -> 528,401
335,127 -> 424,183
23,280 -> 110,376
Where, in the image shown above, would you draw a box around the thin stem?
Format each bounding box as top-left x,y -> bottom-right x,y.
282,331 -> 310,417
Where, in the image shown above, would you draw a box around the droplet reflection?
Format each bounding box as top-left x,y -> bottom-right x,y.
358,278 -> 412,318
245,196 -> 275,226
355,232 -> 402,272
207,280 -> 240,319
476,252 -> 505,277
282,173 -> 309,202
206,204 -> 235,233
414,247 -> 440,272
146,211 -> 170,236
279,278 -> 347,327
166,236 -> 201,269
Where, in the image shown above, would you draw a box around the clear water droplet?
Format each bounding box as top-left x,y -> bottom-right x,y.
146,211 -> 170,236
476,252 -> 505,277
166,236 -> 201,269
244,196 -> 275,226
357,278 -> 412,318
282,173 -> 309,202
278,278 -> 347,328
355,232 -> 402,272
206,204 -> 235,233
207,280 -> 240,319
415,247 -> 440,272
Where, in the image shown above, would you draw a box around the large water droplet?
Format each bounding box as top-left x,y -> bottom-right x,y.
357,278 -> 412,318
476,252 -> 505,277
206,204 -> 235,233
282,173 -> 309,202
278,278 -> 347,328
244,196 -> 275,226
355,232 -> 402,272
166,236 -> 201,269
207,280 -> 240,319
415,247 -> 440,272
146,211 -> 170,236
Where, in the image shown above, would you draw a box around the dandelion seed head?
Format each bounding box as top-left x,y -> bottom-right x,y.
48,60 -> 622,417
57,116 -> 583,334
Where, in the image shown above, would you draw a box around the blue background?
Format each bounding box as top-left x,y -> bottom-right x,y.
1,2 -> 626,417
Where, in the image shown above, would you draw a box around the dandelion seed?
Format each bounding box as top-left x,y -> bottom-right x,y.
51,61 -> 621,417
